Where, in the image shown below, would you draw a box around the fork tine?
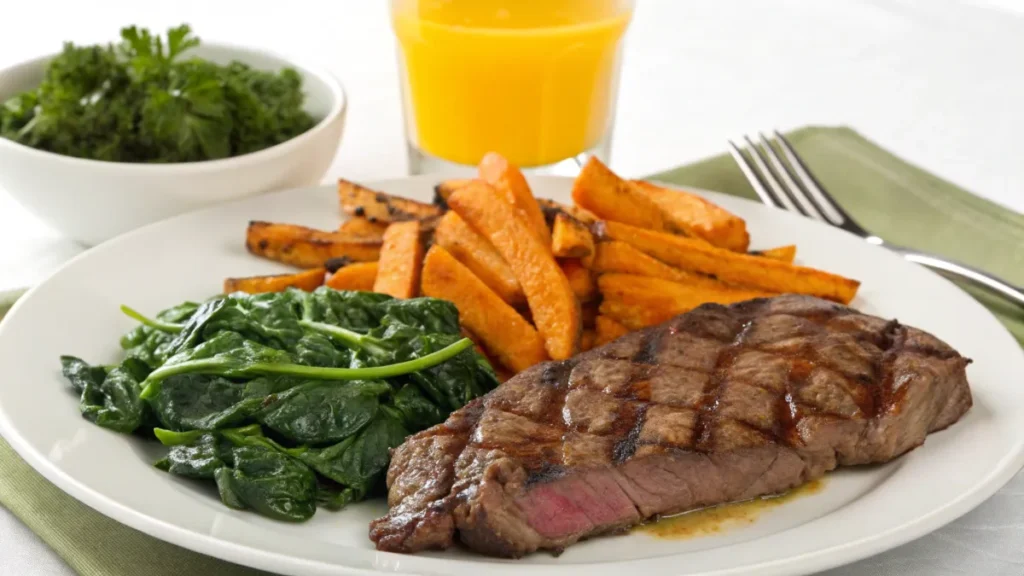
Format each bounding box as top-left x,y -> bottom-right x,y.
771,130 -> 858,227
727,141 -> 783,210
755,133 -> 827,222
742,135 -> 807,216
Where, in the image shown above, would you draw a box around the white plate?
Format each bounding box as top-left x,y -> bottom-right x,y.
1,176 -> 1022,576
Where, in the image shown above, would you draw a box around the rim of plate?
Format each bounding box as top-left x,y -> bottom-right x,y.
1,175 -> 1021,576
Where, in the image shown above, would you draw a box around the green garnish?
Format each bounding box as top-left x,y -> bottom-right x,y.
0,24 -> 315,163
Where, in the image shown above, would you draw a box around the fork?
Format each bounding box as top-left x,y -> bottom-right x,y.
728,131 -> 1024,307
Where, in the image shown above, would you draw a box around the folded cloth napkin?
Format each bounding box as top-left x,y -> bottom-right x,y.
648,126 -> 1023,346
0,125 -> 1020,575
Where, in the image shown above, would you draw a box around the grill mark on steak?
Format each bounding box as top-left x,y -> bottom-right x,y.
780,358 -> 811,446
692,320 -> 750,453
631,328 -> 664,365
369,295 -> 973,558
612,405 -> 649,463
874,320 -> 903,416
606,335 -> 672,462
525,463 -> 568,487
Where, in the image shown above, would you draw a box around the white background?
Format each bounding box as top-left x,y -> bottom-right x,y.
1,1 -> 1022,574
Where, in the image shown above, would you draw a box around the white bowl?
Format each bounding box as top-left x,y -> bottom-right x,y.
0,43 -> 346,246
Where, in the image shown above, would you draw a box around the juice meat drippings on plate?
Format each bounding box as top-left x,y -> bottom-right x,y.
392,0 -> 632,167
640,479 -> 827,540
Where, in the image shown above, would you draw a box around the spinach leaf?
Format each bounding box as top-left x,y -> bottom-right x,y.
315,481 -> 364,511
288,409 -> 408,489
156,330 -> 292,375
120,326 -> 177,368
62,356 -> 149,434
242,375 -> 304,399
149,374 -> 263,431
60,355 -> 107,402
205,291 -> 305,349
302,288 -> 393,331
119,301 -> 198,367
153,291 -> 308,354
329,408 -> 409,487
153,431 -> 227,478
394,332 -> 499,411
160,302 -> 201,323
155,426 -> 317,522
291,332 -> 351,368
213,444 -> 317,522
393,383 -> 445,429
379,298 -> 461,335
258,380 -> 389,445
165,298 -> 229,354
83,358 -> 150,433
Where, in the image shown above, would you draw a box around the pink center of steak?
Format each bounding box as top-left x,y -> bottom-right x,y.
516,469 -> 640,538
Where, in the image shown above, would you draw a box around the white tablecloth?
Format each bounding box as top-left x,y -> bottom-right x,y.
1,1 -> 1022,574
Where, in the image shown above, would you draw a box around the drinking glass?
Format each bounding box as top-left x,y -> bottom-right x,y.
389,0 -> 635,174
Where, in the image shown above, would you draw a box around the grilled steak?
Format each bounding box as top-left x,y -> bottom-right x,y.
369,295 -> 972,557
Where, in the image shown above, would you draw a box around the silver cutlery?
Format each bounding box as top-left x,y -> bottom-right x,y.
729,131 -> 1024,307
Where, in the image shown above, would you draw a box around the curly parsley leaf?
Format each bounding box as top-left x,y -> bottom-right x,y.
0,24 -> 314,163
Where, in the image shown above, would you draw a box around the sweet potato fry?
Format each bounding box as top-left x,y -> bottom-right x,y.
536,198 -> 599,226
594,315 -> 630,346
433,178 -> 474,209
479,152 -> 551,247
598,273 -> 776,330
467,333 -> 516,383
246,221 -> 381,268
630,180 -> 750,251
751,244 -> 797,263
338,179 -> 443,224
448,181 -> 581,360
559,258 -> 597,302
325,262 -> 378,292
571,157 -> 667,231
598,221 -> 860,303
434,211 -> 525,305
552,213 -> 595,258
585,241 -> 744,290
599,298 -> 673,331
337,217 -> 389,239
421,245 -> 549,373
373,221 -> 424,299
224,268 -> 325,295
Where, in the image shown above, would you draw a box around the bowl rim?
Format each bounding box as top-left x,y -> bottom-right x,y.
0,40 -> 347,173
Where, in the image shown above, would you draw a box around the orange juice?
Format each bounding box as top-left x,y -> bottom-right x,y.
391,0 -> 633,168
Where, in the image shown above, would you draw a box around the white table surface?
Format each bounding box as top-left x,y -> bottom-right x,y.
1,1 -> 1022,575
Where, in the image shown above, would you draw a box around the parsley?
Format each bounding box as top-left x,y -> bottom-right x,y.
0,25 -> 316,163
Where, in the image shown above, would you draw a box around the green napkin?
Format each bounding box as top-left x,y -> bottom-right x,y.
650,126 -> 1024,347
0,125 -> 1021,576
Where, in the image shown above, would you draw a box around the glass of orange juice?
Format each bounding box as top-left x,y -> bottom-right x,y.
390,0 -> 635,174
